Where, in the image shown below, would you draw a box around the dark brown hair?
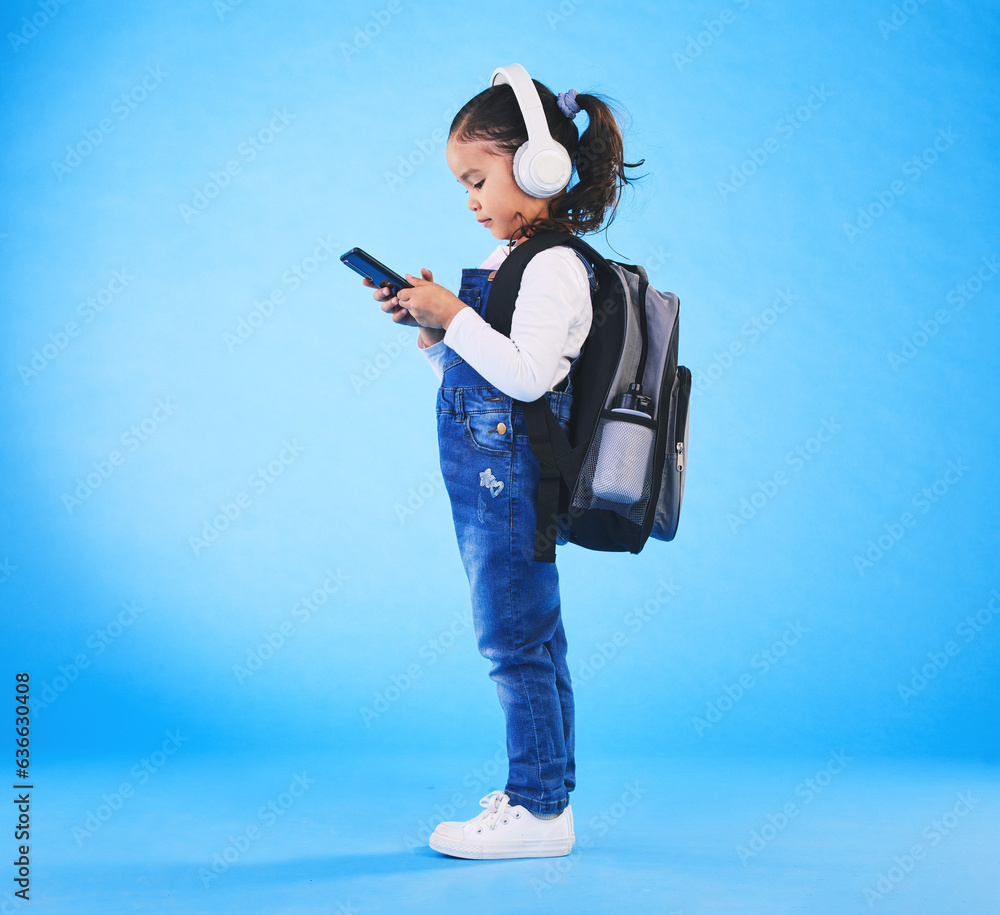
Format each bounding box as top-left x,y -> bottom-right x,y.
449,78 -> 645,241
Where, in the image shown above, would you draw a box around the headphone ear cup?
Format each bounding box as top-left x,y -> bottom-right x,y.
533,143 -> 572,194
512,143 -> 532,196
513,140 -> 572,197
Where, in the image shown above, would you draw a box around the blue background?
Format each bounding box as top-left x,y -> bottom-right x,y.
3,0 -> 998,764
0,0 -> 998,909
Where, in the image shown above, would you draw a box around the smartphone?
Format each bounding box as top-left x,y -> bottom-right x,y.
340,247 -> 413,296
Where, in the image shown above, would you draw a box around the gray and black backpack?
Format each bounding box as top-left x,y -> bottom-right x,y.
487,230 -> 691,562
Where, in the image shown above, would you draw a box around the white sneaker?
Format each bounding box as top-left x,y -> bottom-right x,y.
429,790 -> 574,860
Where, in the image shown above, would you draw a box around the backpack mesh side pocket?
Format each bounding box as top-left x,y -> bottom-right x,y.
571,413 -> 655,524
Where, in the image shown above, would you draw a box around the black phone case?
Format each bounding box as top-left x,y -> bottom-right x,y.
341,248 -> 412,294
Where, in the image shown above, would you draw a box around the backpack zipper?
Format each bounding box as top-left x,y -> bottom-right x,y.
674,366 -> 692,473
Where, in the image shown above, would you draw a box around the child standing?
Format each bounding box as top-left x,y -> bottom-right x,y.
363,64 -> 641,859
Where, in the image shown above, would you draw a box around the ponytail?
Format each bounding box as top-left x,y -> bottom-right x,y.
546,91 -> 645,236
449,79 -> 644,239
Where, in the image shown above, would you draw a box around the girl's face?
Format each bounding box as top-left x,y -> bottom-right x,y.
446,137 -> 551,245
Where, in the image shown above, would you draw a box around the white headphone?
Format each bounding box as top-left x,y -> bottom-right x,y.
491,63 -> 573,198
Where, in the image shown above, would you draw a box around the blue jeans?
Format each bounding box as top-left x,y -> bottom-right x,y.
435,267 -> 575,816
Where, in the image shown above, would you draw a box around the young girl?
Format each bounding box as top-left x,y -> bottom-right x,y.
363,64 -> 641,860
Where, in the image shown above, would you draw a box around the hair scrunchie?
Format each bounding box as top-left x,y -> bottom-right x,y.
557,89 -> 581,119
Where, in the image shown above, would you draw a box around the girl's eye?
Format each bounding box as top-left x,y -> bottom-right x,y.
466,180 -> 484,194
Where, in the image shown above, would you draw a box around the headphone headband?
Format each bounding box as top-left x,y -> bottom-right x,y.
491,64 -> 551,152
489,63 -> 572,198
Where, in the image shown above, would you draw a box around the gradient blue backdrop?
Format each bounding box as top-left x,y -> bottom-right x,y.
2,0 -> 998,790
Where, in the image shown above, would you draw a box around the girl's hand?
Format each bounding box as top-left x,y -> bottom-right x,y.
397,272 -> 466,330
362,272 -> 421,327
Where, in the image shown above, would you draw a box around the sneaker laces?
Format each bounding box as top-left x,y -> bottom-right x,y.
476,791 -> 521,831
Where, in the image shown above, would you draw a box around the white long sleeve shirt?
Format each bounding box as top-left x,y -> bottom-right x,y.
418,244 -> 594,401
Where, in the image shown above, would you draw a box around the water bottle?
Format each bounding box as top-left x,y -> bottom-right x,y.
591,383 -> 655,504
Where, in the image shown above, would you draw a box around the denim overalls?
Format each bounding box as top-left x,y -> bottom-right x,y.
435,254 -> 594,817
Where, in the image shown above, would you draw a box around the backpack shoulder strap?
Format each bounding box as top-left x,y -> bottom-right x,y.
486,231 -> 607,337
483,231 -> 618,563
521,398 -> 570,563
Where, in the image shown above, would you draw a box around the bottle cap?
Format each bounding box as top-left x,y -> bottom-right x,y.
611,382 -> 653,416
